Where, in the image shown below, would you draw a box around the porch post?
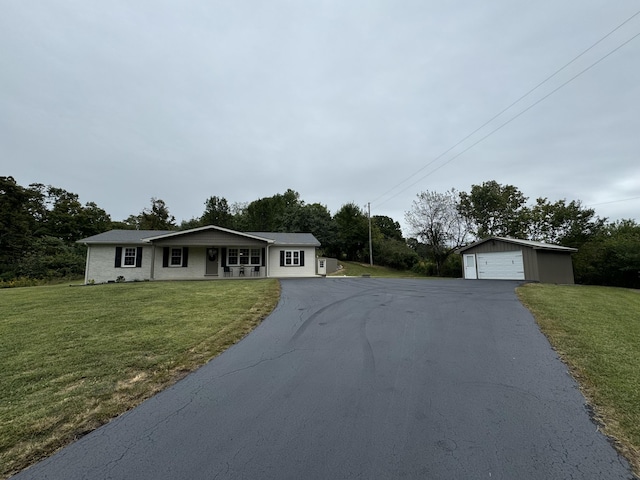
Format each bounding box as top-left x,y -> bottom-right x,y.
150,245 -> 156,280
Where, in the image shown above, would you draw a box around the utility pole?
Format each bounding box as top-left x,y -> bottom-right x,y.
368,202 -> 373,267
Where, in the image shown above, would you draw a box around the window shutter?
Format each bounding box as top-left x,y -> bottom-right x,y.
182,247 -> 189,267
115,247 -> 122,268
261,248 -> 266,267
280,250 -> 285,267
221,248 -> 227,267
136,247 -> 143,267
299,250 -> 305,267
162,247 -> 169,267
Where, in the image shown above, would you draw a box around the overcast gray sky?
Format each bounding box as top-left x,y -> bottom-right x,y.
2,1 -> 639,234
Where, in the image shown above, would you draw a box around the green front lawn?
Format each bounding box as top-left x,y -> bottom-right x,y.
0,280 -> 280,479
518,283 -> 640,475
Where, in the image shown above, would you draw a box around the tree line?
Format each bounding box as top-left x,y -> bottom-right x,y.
0,177 -> 416,283
1,176 -> 638,288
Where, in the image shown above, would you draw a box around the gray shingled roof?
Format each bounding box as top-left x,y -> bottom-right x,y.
77,230 -> 174,244
78,228 -> 320,247
247,232 -> 321,247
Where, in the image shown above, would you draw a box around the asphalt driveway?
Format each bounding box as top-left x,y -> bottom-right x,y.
13,278 -> 635,479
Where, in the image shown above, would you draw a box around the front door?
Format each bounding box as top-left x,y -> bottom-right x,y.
464,254 -> 477,279
206,247 -> 219,276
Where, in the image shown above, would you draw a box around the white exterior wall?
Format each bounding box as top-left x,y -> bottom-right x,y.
84,245 -> 153,284
153,247 -> 211,280
267,246 -> 318,277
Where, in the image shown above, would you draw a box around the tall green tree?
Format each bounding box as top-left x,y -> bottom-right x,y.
200,196 -> 233,228
281,202 -> 336,252
333,202 -> 369,261
127,198 -> 176,230
0,177 -> 40,278
39,186 -> 111,242
458,180 -> 529,238
372,215 -> 403,241
573,219 -> 640,288
243,189 -> 303,231
527,197 -> 604,247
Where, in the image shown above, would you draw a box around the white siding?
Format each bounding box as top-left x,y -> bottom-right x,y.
153,247 -> 210,280
267,246 -> 318,277
84,245 -> 153,284
477,251 -> 525,280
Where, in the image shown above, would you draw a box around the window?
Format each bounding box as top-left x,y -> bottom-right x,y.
285,250 -> 299,266
228,248 -> 238,265
282,250 -> 304,266
162,247 -> 188,268
115,247 -> 142,268
170,248 -> 182,266
123,248 -> 137,267
227,247 -> 261,265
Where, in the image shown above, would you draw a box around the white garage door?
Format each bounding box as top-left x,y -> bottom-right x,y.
477,251 -> 525,280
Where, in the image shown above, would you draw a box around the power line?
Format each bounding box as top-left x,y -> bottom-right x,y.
374,28 -> 640,207
586,196 -> 640,207
370,8 -> 640,207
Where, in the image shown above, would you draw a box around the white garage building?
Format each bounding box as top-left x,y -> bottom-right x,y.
457,237 -> 577,284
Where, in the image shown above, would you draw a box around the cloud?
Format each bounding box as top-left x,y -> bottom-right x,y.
1,0 -> 638,230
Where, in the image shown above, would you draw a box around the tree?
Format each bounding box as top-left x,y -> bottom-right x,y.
243,189 -> 303,231
458,181 -> 529,238
527,197 -> 604,247
281,202 -> 337,254
405,189 -> 471,275
0,177 -> 40,278
200,196 -> 233,228
132,198 -> 176,230
40,187 -> 111,242
573,219 -> 640,288
333,202 -> 369,261
372,215 -> 403,241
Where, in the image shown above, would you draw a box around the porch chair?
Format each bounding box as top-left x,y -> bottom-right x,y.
252,266 -> 261,276
223,266 -> 232,277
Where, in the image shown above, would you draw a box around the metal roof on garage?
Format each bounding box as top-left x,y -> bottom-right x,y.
457,236 -> 577,253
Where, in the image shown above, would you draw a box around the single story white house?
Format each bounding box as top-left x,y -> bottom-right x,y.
77,225 -> 322,284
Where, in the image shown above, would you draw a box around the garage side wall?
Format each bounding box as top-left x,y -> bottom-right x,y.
463,241 -> 539,281
536,250 -> 575,284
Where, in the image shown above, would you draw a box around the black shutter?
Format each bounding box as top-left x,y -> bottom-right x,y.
280,250 -> 285,267
115,247 -> 122,268
221,248 -> 227,267
182,247 -> 189,267
299,250 -> 305,267
261,248 -> 266,267
162,247 -> 169,267
136,247 -> 143,267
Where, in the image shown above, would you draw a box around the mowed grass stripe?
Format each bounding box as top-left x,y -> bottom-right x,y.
518,283 -> 640,475
0,280 -> 280,479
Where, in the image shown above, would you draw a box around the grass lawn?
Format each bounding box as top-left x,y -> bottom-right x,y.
517,283 -> 640,475
330,260 -> 426,278
0,280 -> 280,479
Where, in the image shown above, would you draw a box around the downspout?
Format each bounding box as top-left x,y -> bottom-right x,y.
265,244 -> 270,278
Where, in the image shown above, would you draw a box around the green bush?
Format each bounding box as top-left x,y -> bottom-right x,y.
374,238 -> 419,270
440,254 -> 462,278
